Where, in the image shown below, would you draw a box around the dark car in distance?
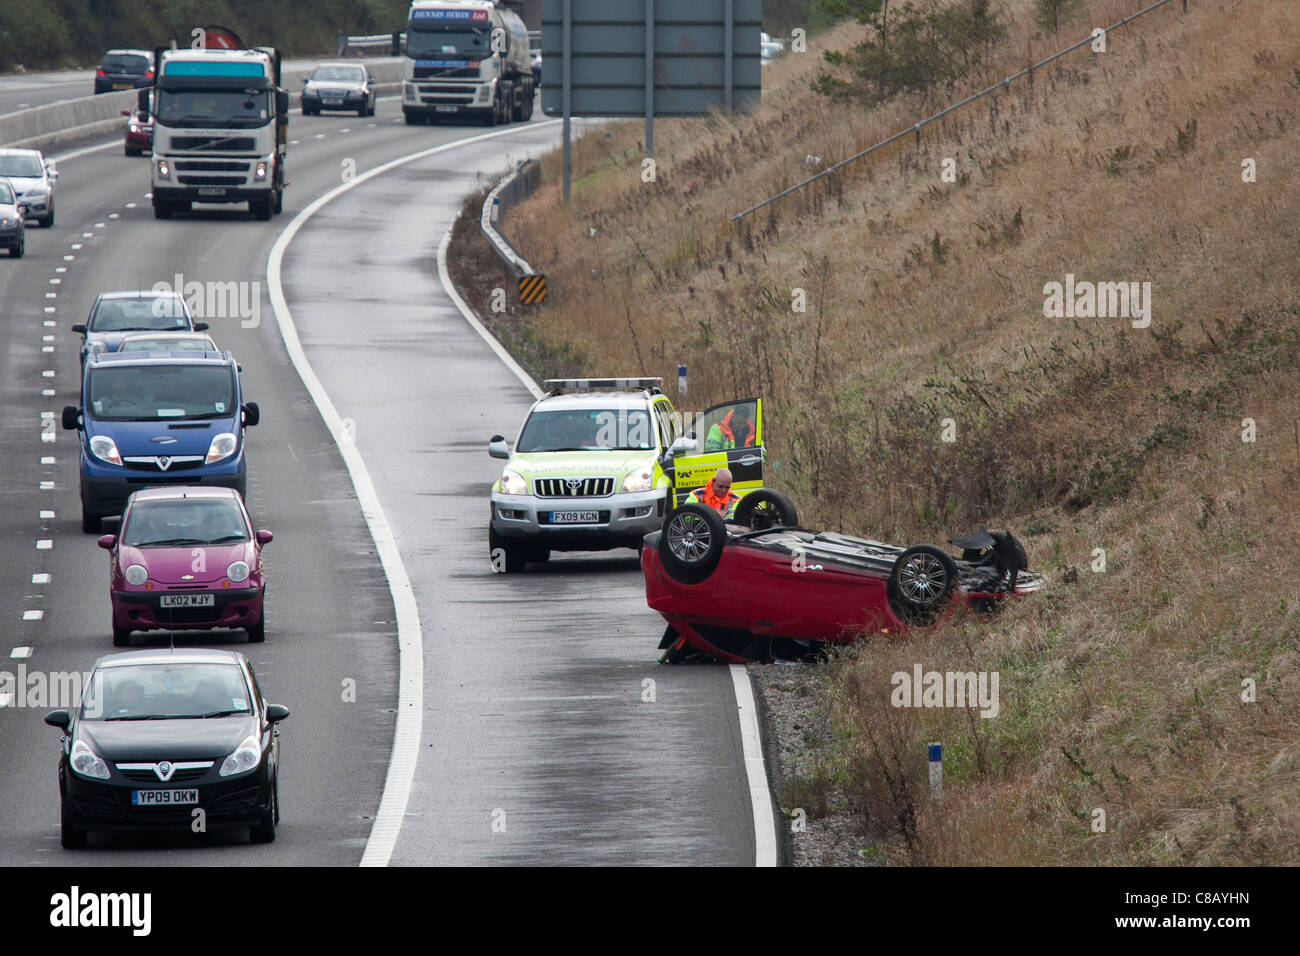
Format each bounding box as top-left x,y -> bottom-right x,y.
46,647 -> 289,848
94,49 -> 155,94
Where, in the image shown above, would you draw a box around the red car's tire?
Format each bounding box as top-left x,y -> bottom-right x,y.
659,503 -> 727,584
732,488 -> 798,530
887,545 -> 958,626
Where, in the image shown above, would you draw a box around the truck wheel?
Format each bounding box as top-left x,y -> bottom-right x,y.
658,503 -> 727,585
153,199 -> 171,220
887,545 -> 959,626
403,111 -> 419,125
272,189 -> 283,215
732,489 -> 798,530
250,197 -> 272,221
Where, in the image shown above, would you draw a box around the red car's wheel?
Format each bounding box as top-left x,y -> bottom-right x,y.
659,503 -> 726,584
732,488 -> 798,530
887,545 -> 958,626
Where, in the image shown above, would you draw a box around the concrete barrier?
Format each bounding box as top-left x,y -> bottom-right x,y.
2,58 -> 403,152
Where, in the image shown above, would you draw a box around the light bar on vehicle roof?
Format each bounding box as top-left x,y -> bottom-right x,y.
544,377 -> 663,394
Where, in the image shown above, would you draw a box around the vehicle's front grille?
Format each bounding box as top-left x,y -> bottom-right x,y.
122,456 -> 204,472
175,160 -> 247,172
414,66 -> 480,79
420,95 -> 474,105
317,88 -> 350,97
421,83 -> 475,94
177,175 -> 245,186
152,607 -> 220,624
533,477 -> 615,498
171,136 -> 256,151
116,767 -> 208,784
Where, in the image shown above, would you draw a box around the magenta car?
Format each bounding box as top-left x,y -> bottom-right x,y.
98,487 -> 271,646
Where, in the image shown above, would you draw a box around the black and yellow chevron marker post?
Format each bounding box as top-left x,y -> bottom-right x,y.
518,273 -> 547,305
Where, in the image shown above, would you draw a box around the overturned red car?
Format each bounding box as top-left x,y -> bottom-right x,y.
642,491 -> 1044,663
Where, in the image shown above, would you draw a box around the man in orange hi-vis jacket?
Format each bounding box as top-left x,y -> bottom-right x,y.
685,467 -> 741,519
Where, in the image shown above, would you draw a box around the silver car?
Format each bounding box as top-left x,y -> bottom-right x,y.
116,330 -> 220,354
0,180 -> 25,258
0,148 -> 57,227
301,63 -> 376,117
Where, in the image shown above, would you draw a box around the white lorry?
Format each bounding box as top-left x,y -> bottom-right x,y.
144,45 -> 288,220
396,0 -> 534,126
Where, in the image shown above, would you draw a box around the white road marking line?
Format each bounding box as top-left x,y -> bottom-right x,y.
38,481 -> 53,490
267,122 -> 560,868
32,573 -> 51,584
36,539 -> 52,549
41,346 -> 53,353
41,389 -> 54,397
125,202 -> 136,208
62,255 -> 73,260
10,647 -> 34,659
49,140 -> 120,163
108,213 -> 119,219
313,133 -> 326,139
22,611 -> 43,621
42,335 -> 53,341
94,222 -> 105,228
730,664 -> 778,866
43,320 -> 55,326
55,266 -> 66,273
45,293 -> 56,298
70,243 -> 82,249
44,307 -> 55,313
81,232 -> 92,238
49,278 -> 60,284
40,457 -> 54,464
39,511 -> 54,520
41,370 -> 54,377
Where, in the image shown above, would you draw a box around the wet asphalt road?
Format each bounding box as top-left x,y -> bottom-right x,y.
0,99 -> 755,865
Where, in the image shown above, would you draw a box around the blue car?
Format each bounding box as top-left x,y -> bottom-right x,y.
62,351 -> 260,533
72,290 -> 208,368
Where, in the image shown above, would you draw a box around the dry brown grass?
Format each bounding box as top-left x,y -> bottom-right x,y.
454,0 -> 1300,863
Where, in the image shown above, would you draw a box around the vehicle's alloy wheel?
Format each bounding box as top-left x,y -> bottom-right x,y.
658,503 -> 727,584
887,545 -> 959,626
732,488 -> 798,531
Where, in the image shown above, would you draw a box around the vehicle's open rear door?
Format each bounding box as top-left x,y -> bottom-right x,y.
667,398 -> 763,507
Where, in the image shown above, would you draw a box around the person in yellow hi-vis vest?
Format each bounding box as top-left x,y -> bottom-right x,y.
685,467 -> 741,519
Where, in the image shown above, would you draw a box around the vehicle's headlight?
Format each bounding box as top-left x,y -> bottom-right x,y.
205,432 -> 237,464
89,435 -> 122,466
219,733 -> 262,777
500,469 -> 526,495
156,158 -> 170,179
88,341 -> 107,355
128,122 -> 140,132
404,84 -> 415,100
70,738 -> 111,780
622,468 -> 653,493
227,561 -> 250,583
476,87 -> 490,102
0,218 -> 9,227
255,160 -> 268,180
124,564 -> 148,586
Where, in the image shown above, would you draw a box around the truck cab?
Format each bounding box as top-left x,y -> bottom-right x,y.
145,46 -> 288,220
397,0 -> 534,126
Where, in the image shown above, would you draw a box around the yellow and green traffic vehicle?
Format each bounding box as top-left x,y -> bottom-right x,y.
486,377 -> 793,572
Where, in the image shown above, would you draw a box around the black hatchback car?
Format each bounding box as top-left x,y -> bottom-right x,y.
46,648 -> 289,848
94,49 -> 154,94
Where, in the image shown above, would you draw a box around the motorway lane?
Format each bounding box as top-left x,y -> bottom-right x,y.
0,108 -> 438,864
279,128 -> 756,864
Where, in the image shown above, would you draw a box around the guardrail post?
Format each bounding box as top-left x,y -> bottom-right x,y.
678,365 -> 687,400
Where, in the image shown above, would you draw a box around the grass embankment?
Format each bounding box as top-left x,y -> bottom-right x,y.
454,0 -> 1300,864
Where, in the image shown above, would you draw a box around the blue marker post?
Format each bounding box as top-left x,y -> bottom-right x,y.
678,364 -> 687,401
928,742 -> 942,800
490,196 -> 500,225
